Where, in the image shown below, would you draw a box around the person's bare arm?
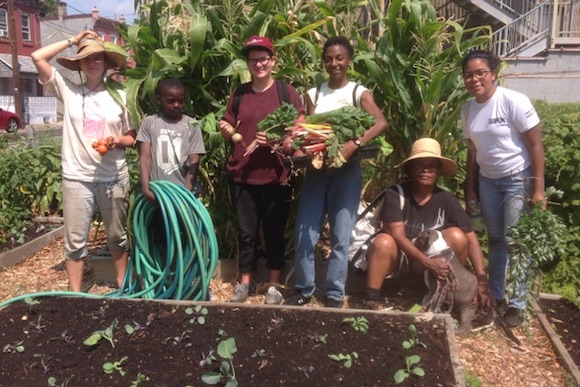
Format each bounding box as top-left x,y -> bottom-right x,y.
138,142 -> 155,202
184,154 -> 201,192
385,221 -> 450,280
342,90 -> 388,160
31,30 -> 99,83
465,230 -> 493,309
521,123 -> 546,209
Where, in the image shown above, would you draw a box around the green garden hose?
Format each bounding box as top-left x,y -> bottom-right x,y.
0,180 -> 219,309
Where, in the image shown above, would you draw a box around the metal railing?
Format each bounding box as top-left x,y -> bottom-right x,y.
492,2 -> 554,56
485,0 -> 539,17
552,0 -> 580,43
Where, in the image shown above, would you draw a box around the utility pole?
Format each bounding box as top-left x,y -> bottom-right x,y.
7,0 -> 22,119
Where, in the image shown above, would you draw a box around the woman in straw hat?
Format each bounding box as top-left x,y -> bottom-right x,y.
362,138 -> 492,312
31,30 -> 135,292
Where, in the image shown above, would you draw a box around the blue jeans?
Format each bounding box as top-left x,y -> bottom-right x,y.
294,161 -> 362,301
479,168 -> 532,310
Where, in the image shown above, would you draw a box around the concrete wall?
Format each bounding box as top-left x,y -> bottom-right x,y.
502,49 -> 580,103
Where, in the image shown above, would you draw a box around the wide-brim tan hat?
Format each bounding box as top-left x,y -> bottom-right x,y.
396,138 -> 458,176
57,38 -> 128,71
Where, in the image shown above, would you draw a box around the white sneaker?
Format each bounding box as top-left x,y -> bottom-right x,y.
264,286 -> 283,305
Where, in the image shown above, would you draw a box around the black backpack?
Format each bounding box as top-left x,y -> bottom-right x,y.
232,79 -> 291,118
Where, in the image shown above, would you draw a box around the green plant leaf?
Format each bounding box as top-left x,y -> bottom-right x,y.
201,372 -> 222,384
413,367 -> 426,377
83,333 -> 102,346
394,369 -> 409,384
217,337 -> 237,359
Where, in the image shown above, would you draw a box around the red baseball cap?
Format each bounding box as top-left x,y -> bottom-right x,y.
241,35 -> 275,57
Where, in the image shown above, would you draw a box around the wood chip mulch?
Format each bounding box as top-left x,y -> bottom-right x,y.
0,231 -> 573,387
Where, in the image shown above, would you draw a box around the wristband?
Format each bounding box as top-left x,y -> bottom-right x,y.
476,274 -> 488,282
66,38 -> 74,47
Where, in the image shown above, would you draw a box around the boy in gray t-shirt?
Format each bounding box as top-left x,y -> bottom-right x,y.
137,78 -> 205,201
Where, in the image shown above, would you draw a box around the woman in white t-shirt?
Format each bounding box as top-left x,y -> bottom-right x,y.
32,30 -> 136,292
461,49 -> 545,327
284,37 -> 388,308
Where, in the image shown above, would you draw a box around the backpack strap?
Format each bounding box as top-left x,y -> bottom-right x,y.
276,79 -> 290,105
395,184 -> 405,211
352,84 -> 360,107
356,189 -> 387,222
315,83 -> 360,107
232,82 -> 252,118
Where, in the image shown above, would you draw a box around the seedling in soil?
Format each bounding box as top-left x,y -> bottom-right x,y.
3,340 -> 25,353
47,374 -> 75,387
83,318 -> 118,348
215,328 -> 228,341
24,297 -> 40,314
131,373 -> 150,386
251,349 -> 267,358
199,349 -> 217,368
267,314 -> 284,333
342,316 -> 369,333
201,337 -> 238,386
50,330 -> 74,344
402,324 -> 427,349
328,352 -> 359,368
293,365 -> 315,379
165,329 -> 193,347
308,333 -> 328,344
394,355 -> 425,384
33,354 -> 52,374
185,305 -> 209,325
28,314 -> 47,333
103,356 -> 128,376
124,320 -> 150,335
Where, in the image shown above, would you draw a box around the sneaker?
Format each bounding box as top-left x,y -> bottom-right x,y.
229,283 -> 254,303
264,286 -> 283,305
503,307 -> 525,327
325,298 -> 343,308
283,291 -> 311,306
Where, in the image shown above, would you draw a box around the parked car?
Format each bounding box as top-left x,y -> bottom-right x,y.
0,108 -> 22,132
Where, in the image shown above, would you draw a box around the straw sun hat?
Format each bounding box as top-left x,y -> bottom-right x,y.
57,38 -> 128,71
396,138 -> 458,176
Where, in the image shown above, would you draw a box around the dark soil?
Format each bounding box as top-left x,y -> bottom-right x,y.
538,298 -> 579,366
0,297 -> 457,387
0,223 -> 59,254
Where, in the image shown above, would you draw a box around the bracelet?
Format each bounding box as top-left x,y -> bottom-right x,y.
66,38 -> 74,48
476,274 -> 488,282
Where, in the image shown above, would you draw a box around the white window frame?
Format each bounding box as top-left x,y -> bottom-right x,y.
21,13 -> 30,41
0,9 -> 8,38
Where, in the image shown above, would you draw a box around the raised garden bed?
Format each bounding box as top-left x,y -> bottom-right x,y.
534,295 -> 580,384
0,297 -> 462,386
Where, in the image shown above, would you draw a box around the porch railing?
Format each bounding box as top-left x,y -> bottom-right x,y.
492,2 -> 553,56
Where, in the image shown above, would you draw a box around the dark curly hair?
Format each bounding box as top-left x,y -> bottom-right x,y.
323,36 -> 354,58
461,49 -> 500,73
156,77 -> 185,96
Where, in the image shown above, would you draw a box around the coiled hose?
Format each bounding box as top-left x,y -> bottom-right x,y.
0,180 -> 219,309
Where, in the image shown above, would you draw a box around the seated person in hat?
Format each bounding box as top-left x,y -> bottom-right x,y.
31,30 -> 135,292
363,138 -> 492,311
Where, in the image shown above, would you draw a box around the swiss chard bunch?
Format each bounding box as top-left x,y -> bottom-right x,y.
243,103 -> 300,156
506,188 -> 567,300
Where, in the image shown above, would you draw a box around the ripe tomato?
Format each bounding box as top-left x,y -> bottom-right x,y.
96,144 -> 109,155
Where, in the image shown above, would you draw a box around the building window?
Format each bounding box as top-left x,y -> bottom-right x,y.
111,34 -> 118,44
0,9 -> 8,38
22,13 -> 30,41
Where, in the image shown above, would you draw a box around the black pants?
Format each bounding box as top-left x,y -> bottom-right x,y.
229,181 -> 292,274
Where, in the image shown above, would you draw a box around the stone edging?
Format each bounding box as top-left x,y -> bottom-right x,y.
0,226 -> 65,269
532,296 -> 580,385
